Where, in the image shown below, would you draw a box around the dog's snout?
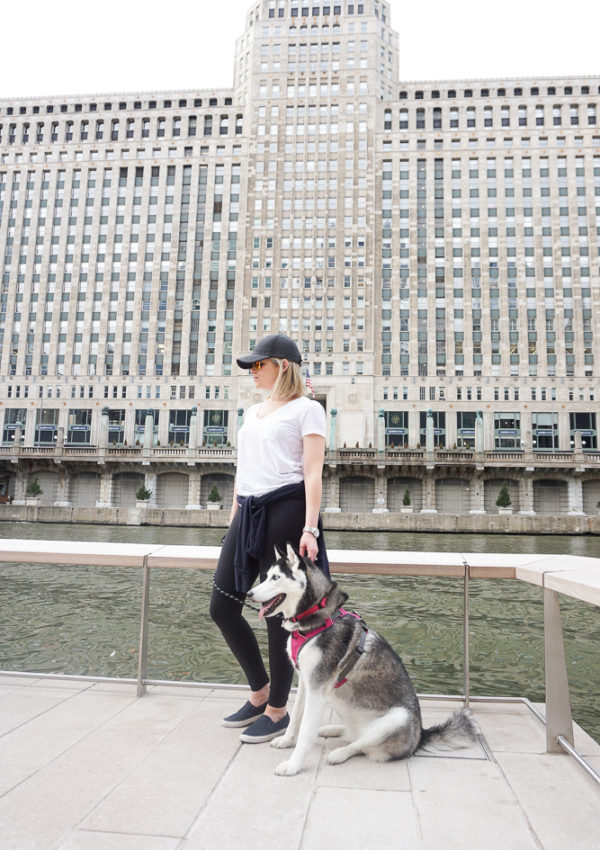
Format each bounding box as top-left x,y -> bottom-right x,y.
247,589 -> 254,599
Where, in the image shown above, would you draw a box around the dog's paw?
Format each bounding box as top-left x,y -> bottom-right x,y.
270,735 -> 295,749
327,746 -> 352,765
318,724 -> 344,738
275,760 -> 301,776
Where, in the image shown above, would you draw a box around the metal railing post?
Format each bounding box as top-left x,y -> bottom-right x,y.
463,558 -> 470,709
544,587 -> 574,752
137,556 -> 151,697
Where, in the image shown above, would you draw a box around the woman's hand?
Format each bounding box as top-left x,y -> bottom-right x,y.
299,530 -> 318,562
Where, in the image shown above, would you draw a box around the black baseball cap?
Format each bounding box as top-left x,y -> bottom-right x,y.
236,334 -> 302,368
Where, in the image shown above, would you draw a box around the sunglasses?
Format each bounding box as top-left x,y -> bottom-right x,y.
251,359 -> 282,371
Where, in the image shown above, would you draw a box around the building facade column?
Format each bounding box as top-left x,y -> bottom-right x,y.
373,468 -> 389,513
518,475 -> 536,515
377,409 -> 385,455
186,468 -> 202,510
236,407 -> 244,448
96,471 -> 114,508
408,409 -> 420,449
98,407 -> 109,449
53,466 -> 72,507
329,408 -> 338,452
188,407 -> 198,453
24,414 -> 36,447
475,410 -> 484,454
11,468 -> 28,505
559,411 -> 571,451
567,477 -> 584,515
144,471 -> 157,507
420,471 -> 437,513
469,473 -> 486,514
425,408 -> 434,455
324,467 -> 341,512
143,410 -> 154,449
445,412 -> 457,450
12,421 -> 24,457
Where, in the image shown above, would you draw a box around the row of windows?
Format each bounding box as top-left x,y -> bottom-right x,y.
267,3 -> 370,19
0,96 -> 233,118
1,406 -> 230,447
5,375 -> 594,405
382,385 -> 597,403
3,373 -> 595,406
384,154 -> 600,175
399,84 -> 600,100
0,114 -> 243,145
385,104 -> 598,131
0,161 -> 239,198
0,142 -> 240,166
379,411 -> 598,450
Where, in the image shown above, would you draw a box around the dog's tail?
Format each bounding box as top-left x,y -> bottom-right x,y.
418,709 -> 477,751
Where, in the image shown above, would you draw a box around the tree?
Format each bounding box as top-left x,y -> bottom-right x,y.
26,477 -> 43,497
136,485 -> 153,501
496,483 -> 512,508
208,484 -> 222,503
402,487 -> 411,506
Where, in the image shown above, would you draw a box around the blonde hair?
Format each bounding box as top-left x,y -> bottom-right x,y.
269,359 -> 305,401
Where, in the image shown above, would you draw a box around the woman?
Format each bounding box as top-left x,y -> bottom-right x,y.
209,333 -> 328,743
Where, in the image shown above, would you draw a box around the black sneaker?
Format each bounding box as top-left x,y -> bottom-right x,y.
221,700 -> 268,728
239,713 -> 290,743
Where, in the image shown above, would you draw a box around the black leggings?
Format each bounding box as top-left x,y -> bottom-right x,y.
209,496 -> 305,708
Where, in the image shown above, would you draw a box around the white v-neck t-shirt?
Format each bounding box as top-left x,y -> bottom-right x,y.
235,396 -> 326,497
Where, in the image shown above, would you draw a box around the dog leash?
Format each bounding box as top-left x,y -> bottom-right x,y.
211,572 -> 262,612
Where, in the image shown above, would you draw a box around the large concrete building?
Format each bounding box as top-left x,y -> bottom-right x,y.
0,0 -> 599,519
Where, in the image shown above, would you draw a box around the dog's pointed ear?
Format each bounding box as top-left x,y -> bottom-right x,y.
286,542 -> 302,570
273,544 -> 282,562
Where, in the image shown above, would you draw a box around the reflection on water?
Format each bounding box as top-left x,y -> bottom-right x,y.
0,521 -> 598,744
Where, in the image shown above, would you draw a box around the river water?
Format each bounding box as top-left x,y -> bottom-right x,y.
0,521 -> 598,744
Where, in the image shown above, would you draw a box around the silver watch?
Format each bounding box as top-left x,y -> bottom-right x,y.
302,525 -> 320,539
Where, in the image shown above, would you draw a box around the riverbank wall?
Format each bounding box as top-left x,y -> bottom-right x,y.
1,504 -> 599,535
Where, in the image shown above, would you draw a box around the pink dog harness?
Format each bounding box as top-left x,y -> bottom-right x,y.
289,604 -> 368,689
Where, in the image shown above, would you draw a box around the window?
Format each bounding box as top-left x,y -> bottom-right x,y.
384,411 -> 408,448
494,413 -> 521,450
532,413 -> 558,450
457,411 -> 476,449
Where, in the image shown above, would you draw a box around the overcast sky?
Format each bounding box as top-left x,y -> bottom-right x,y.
1,0 -> 598,100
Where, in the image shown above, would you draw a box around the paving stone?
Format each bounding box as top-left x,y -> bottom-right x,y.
408,757 -> 541,850
471,704 -> 547,754
184,733 -> 319,849
79,698 -> 243,837
302,786 -> 418,849
495,751 -> 600,850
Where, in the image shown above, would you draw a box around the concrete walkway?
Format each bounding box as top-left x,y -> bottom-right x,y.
1,674 -> 599,850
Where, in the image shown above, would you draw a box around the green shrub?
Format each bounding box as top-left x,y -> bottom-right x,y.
496,483 -> 512,508
26,477 -> 43,497
208,484 -> 222,502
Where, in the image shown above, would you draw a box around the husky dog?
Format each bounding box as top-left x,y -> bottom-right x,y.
247,544 -> 476,776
